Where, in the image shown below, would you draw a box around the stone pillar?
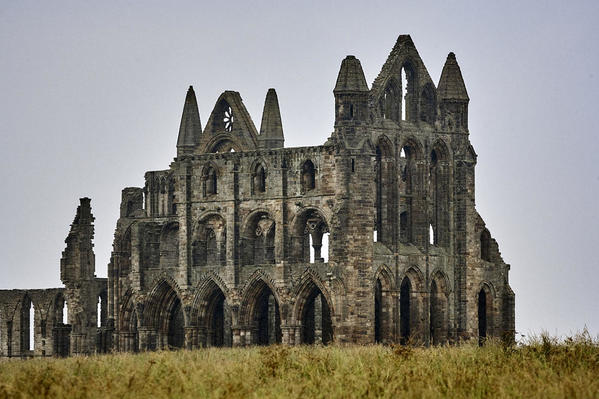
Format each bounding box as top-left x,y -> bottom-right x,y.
184,327 -> 197,350
268,295 -> 276,344
314,294 -> 323,344
232,327 -> 242,347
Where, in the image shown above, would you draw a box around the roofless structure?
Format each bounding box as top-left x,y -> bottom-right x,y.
0,35 -> 514,357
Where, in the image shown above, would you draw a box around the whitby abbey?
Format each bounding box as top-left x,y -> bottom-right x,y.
0,35 -> 514,357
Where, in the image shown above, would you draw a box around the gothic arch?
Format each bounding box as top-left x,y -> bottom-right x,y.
477,282 -> 496,344
201,162 -> 220,196
192,213 -> 226,267
300,159 -> 316,192
191,277 -> 232,347
190,275 -> 232,324
292,272 -> 334,345
399,266 -> 425,344
143,277 -> 186,349
238,272 -> 282,345
374,265 -> 394,343
289,207 -> 330,263
241,210 -> 276,265
250,158 -> 269,195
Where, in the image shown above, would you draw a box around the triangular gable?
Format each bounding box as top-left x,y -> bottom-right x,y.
198,91 -> 259,153
369,35 -> 436,104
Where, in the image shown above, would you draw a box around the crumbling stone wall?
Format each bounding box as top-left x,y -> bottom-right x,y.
0,34 -> 514,357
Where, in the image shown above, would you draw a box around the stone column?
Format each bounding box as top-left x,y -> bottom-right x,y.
314,294 -> 323,344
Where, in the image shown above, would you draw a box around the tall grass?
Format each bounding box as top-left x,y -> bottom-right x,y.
0,333 -> 597,398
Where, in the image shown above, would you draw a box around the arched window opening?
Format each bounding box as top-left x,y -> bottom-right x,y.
29,302 -> 34,352
349,104 -> 354,119
97,298 -> 102,328
401,67 -> 408,121
301,287 -> 333,345
373,229 -> 378,243
242,213 -> 275,266
193,216 -> 226,267
63,301 -> 68,324
301,160 -> 316,192
429,224 -> 435,245
478,289 -> 487,346
481,230 -> 491,261
321,232 -> 329,263
400,147 -> 406,158
204,167 -> 217,196
382,79 -> 400,122
400,278 -> 411,345
253,164 -> 266,194
292,209 -> 328,264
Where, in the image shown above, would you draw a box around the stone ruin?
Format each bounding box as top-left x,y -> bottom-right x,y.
0,35 -> 514,357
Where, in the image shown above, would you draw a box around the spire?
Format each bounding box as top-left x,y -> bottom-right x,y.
176,86 -> 202,155
437,53 -> 469,101
258,88 -> 284,149
334,55 -> 369,93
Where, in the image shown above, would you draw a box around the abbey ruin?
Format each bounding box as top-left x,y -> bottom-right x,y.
0,35 -> 514,357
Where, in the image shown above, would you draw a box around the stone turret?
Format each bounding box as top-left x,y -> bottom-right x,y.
333,55 -> 369,125
176,86 -> 202,156
258,88 -> 284,149
437,53 -> 469,130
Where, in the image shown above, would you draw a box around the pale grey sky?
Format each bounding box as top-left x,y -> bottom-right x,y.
1,1 -> 597,338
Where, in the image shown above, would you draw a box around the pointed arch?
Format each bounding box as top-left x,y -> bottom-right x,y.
381,77 -> 400,122
201,162 -> 219,196
477,282 -> 495,345
399,266 -> 425,344
239,272 -> 282,345
192,213 -> 226,267
241,210 -> 276,266
301,159 -> 316,192
191,277 -> 232,347
144,278 -> 186,349
292,271 -> 334,345
289,207 -> 329,263
251,158 -> 269,195
374,265 -> 394,344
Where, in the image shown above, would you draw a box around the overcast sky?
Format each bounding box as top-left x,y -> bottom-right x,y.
1,1 -> 597,338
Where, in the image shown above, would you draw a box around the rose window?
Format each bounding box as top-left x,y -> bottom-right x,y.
223,106 -> 234,132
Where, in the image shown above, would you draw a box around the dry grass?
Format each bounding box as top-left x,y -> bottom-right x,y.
0,333 -> 597,398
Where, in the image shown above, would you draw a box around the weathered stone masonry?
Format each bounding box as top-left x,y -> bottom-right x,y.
0,35 -> 514,357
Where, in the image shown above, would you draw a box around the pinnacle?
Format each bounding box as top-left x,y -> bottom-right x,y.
334,55 -> 369,93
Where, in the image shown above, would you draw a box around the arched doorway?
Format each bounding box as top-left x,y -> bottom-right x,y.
242,279 -> 281,345
297,281 -> 333,345
478,287 -> 491,346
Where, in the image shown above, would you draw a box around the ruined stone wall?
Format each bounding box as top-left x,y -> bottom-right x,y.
1,35 -> 514,356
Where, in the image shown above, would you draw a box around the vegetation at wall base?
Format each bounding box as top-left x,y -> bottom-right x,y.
0,333 -> 597,398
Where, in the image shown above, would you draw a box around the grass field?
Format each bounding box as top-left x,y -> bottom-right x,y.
0,334 -> 597,398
